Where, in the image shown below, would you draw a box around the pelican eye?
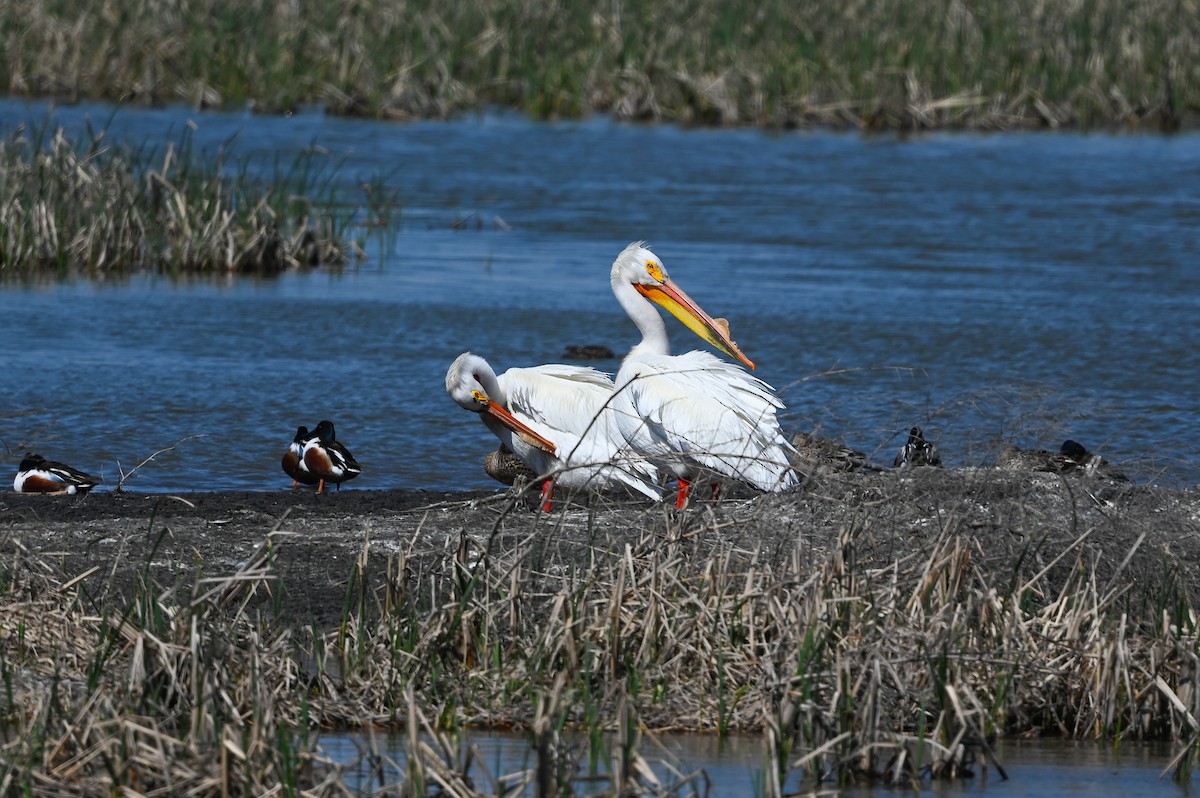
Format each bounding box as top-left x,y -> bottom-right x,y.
645,261 -> 665,283
470,389 -> 490,404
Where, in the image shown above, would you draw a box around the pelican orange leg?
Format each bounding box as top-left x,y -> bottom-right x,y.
675,478 -> 692,510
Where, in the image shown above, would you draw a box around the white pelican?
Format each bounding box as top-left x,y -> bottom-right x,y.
445,352 -> 661,509
608,242 -> 797,507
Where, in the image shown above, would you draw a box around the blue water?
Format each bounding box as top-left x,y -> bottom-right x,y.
320,731 -> 1184,797
0,100 -> 1197,492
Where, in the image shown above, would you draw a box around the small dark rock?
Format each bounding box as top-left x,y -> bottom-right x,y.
562,345 -> 616,360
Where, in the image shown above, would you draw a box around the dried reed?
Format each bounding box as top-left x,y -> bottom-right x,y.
3,466 -> 1199,794
0,123 -> 355,275
1,0 -> 1194,130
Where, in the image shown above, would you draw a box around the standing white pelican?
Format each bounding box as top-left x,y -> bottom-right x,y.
445,352 -> 662,510
608,242 -> 797,508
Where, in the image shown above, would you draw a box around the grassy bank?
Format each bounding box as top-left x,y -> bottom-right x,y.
0,124 -> 356,275
3,468 -> 1200,794
1,0 -> 1195,130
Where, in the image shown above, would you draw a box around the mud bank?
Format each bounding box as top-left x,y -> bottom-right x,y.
3,468 -> 1197,632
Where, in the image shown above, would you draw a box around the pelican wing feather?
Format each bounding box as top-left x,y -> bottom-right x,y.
500,364 -> 661,496
615,350 -> 797,492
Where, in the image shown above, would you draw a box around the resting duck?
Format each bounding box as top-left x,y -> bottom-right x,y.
894,427 -> 942,468
997,444 -> 1072,472
14,453 -> 99,494
484,443 -> 538,488
1060,439 -> 1129,482
302,420 -> 362,492
790,432 -> 885,478
282,426 -> 320,487
997,440 -> 1128,482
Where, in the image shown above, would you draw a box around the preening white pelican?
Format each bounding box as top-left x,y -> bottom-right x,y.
608,242 -> 797,508
445,352 -> 661,509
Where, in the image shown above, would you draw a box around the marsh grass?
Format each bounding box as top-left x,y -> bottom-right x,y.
3,467 -> 1200,794
2,0 -> 1196,130
0,122 -> 356,275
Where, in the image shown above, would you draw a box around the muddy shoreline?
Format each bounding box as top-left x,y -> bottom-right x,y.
4,469 -> 1198,633
1,486 -> 497,629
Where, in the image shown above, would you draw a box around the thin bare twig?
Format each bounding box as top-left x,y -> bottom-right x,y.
113,434 -> 207,492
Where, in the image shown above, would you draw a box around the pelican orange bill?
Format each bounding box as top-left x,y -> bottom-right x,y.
480,398 -> 558,454
636,279 -> 756,370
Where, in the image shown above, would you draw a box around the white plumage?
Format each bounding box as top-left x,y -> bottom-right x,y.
608,242 -> 797,506
445,352 -> 661,507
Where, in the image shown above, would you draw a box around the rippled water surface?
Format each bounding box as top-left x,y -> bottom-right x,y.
1,100 -> 1197,492
321,732 -> 1182,797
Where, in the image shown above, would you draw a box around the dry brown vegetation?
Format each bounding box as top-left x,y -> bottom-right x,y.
1,0 -> 1196,130
2,466 -> 1200,794
0,124 -> 354,275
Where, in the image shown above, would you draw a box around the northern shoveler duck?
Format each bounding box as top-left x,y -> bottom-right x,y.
14,453 -> 99,494
281,426 -> 320,487
1060,439 -> 1130,482
483,443 -> 538,488
894,427 -> 942,468
790,432 -> 885,478
302,420 -> 362,493
996,439 -> 1128,482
